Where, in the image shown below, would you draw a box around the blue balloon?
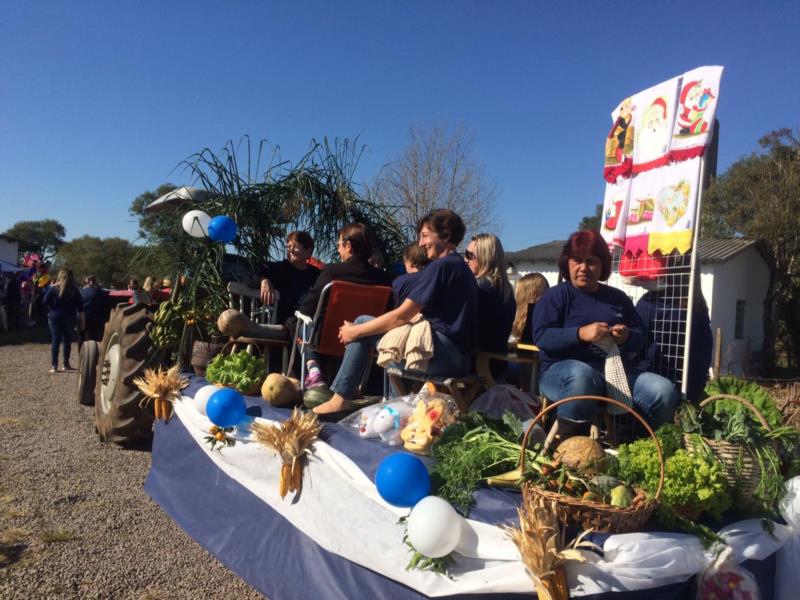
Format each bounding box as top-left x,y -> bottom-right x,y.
206,388 -> 246,427
208,215 -> 237,243
375,452 -> 431,507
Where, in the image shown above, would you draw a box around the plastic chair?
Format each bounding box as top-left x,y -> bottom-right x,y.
287,280 -> 394,388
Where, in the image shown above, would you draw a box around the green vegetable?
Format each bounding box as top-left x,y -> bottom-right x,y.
205,351 -> 267,393
430,412 -> 542,515
610,485 -> 633,507
704,377 -> 783,430
615,424 -> 731,520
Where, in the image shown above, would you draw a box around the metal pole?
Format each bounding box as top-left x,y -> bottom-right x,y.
680,155 -> 707,398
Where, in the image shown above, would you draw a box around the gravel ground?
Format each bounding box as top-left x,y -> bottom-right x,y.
0,341 -> 265,599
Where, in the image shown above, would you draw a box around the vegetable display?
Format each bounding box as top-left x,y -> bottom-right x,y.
205,351 -> 267,394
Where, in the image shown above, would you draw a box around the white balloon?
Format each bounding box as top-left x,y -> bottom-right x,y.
182,210 -> 211,238
406,496 -> 463,558
193,385 -> 221,416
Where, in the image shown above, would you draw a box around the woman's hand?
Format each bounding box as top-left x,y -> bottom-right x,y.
338,320 -> 359,345
259,278 -> 275,305
610,324 -> 629,345
578,322 -> 610,343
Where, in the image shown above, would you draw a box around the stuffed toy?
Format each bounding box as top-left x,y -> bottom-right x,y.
400,397 -> 451,454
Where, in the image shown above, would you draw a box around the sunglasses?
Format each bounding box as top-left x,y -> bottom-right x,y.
464,250 -> 476,261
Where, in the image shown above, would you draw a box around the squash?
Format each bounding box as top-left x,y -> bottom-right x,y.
261,373 -> 301,407
553,436 -> 607,474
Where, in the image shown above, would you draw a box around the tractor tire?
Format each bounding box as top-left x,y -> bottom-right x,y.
95,304 -> 156,444
77,340 -> 100,406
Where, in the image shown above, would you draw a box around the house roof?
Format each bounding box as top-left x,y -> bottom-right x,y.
507,237 -> 763,266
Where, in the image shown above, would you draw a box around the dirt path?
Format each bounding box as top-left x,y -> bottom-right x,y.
0,342 -> 264,599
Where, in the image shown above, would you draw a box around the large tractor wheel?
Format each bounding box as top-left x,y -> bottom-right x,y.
95,304 -> 156,444
77,340 -> 100,406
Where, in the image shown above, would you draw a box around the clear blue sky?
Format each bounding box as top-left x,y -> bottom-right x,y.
2,1 -> 798,252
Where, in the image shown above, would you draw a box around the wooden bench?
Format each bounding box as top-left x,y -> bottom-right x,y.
384,366 -> 483,413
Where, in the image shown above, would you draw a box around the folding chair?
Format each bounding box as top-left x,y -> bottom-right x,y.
226,282 -> 291,372
286,280 -> 394,390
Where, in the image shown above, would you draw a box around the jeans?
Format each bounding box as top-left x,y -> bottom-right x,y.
330,315 -> 471,400
539,359 -> 678,428
48,315 -> 76,368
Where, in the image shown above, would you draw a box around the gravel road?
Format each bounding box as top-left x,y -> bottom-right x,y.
0,341 -> 265,599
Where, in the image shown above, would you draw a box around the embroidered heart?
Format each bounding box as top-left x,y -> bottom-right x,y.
656,181 -> 690,227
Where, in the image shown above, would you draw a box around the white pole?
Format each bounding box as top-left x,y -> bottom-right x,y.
680,155 -> 707,398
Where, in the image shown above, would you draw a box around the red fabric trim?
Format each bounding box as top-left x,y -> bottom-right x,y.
631,155 -> 670,175
618,247 -> 667,279
669,146 -> 706,162
603,158 -> 633,183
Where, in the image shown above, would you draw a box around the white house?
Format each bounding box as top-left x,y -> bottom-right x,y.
506,238 -> 770,375
0,234 -> 20,273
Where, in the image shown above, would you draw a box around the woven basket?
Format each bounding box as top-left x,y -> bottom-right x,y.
520,395 -> 664,534
683,393 -> 772,512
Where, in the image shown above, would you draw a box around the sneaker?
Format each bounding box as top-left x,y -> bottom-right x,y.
49,367 -> 57,373
304,369 -> 326,389
61,364 -> 75,372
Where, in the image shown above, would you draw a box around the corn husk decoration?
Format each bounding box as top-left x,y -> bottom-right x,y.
505,495 -> 598,600
133,365 -> 189,422
205,425 -> 236,451
252,409 -> 320,498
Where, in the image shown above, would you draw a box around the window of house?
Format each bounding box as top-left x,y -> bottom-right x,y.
734,300 -> 746,340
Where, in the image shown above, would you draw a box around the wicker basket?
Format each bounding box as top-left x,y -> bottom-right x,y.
683,393 -> 772,512
520,395 -> 664,534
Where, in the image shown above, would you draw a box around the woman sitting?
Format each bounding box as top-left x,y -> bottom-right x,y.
465,234 -> 515,354
299,223 -> 392,388
511,272 -> 549,345
259,231 -> 321,326
313,209 -> 478,415
532,230 -> 678,434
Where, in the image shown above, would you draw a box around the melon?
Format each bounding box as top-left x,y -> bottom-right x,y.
553,436 -> 607,474
303,384 -> 334,409
261,373 -> 301,407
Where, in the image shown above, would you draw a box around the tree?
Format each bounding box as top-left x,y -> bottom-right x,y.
702,128 -> 800,370
54,236 -> 140,288
2,219 -> 66,262
371,120 -> 499,242
128,183 -> 183,277
578,204 -> 602,231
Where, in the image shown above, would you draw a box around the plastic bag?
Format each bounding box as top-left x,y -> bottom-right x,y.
469,384 -> 539,421
399,383 -> 458,455
340,395 -> 418,446
696,547 -> 760,600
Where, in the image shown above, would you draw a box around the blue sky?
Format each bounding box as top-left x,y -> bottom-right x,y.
2,1 -> 798,252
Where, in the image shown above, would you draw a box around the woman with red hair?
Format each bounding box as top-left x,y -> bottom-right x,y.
532,230 -> 677,436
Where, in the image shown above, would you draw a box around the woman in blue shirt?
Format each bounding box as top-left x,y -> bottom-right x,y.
43,269 -> 85,373
313,209 -> 478,415
533,231 -> 678,432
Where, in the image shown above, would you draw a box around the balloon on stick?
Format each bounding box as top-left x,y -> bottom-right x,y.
406,496 -> 463,558
208,215 -> 237,243
193,384 -> 221,416
374,452 -> 431,507
206,388 -> 246,427
182,210 -> 211,238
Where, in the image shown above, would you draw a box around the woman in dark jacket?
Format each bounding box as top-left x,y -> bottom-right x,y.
43,269 -> 85,372
300,223 -> 392,388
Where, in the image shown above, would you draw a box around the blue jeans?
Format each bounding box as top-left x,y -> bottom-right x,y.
330,315 -> 470,400
48,315 -> 75,368
539,359 -> 678,428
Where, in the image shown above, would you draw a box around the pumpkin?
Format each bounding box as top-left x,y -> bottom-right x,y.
261,373 -> 301,407
553,436 -> 607,474
217,309 -> 248,337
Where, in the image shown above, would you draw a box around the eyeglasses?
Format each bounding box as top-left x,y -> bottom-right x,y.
464,250 -> 476,261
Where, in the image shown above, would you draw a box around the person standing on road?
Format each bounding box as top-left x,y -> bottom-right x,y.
80,275 -> 109,347
43,269 -> 85,373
